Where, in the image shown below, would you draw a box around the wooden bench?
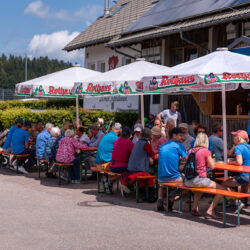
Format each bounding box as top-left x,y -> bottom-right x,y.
90,167 -> 156,203
159,182 -> 250,227
53,162 -> 73,185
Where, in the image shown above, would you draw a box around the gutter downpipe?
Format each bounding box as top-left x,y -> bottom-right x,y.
179,31 -> 210,54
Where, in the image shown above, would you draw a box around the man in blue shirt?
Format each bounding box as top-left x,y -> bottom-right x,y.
11,121 -> 35,174
209,123 -> 224,162
36,123 -> 53,160
96,123 -> 122,164
96,123 -> 122,193
157,127 -> 187,211
3,117 -> 23,153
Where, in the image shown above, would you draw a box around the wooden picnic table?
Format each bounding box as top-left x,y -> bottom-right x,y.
215,163 -> 250,174
80,147 -> 97,152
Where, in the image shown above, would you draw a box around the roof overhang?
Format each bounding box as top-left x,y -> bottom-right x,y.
63,36 -> 114,52
106,6 -> 250,48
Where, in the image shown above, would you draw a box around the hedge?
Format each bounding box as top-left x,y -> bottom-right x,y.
0,99 -> 77,111
0,108 -> 138,130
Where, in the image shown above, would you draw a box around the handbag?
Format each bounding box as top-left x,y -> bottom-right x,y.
96,162 -> 111,171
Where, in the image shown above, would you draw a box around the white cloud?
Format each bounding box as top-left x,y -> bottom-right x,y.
27,30 -> 83,63
24,1 -> 103,25
24,0 -> 49,18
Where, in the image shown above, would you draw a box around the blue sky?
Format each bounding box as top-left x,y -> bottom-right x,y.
0,0 -> 113,64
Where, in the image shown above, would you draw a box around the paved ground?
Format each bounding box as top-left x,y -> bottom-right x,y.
0,169 -> 249,250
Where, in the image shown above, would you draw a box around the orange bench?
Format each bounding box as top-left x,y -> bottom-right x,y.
91,167 -> 156,202
159,182 -> 250,227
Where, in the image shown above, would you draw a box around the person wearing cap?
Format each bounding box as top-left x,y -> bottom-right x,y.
157,127 -> 187,211
3,117 -> 23,153
11,120 -> 35,174
132,124 -> 143,144
151,126 -> 167,153
157,101 -> 182,127
209,123 -> 224,162
222,130 -> 250,211
179,123 -> 193,151
96,123 -> 122,193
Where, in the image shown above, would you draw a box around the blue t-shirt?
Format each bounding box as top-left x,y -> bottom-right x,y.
158,140 -> 187,181
96,131 -> 118,164
209,135 -> 223,162
11,128 -> 29,154
3,125 -> 18,149
190,139 -> 213,152
234,143 -> 250,177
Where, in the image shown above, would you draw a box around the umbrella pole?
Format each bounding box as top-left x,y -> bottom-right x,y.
222,84 -> 228,177
140,95 -> 145,128
76,94 -> 79,126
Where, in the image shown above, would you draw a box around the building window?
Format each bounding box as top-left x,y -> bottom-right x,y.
171,44 -> 208,66
101,62 -> 105,72
88,63 -> 95,70
153,95 -> 160,104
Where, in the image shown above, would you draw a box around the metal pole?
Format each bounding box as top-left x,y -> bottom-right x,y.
76,94 -> 79,126
222,84 -> 228,177
140,95 -> 145,127
25,54 -> 27,81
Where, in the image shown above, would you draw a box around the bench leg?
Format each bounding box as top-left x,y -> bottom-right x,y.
58,167 -> 61,185
136,179 -> 139,203
117,179 -> 119,192
165,186 -> 169,213
0,154 -> 3,168
179,189 -> 182,213
97,172 -> 100,193
67,167 -> 70,184
223,196 -> 226,227
16,163 -> 19,174
188,191 -> 192,212
237,199 -> 240,226
38,160 -> 40,179
145,181 -> 149,202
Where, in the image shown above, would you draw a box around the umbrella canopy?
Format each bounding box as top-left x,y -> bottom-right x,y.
142,48 -> 250,169
142,48 -> 250,93
72,59 -> 171,96
15,65 -> 101,98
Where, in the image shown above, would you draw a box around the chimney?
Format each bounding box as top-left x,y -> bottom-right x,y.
104,0 -> 110,16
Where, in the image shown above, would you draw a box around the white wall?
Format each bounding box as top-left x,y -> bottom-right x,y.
84,44 -> 141,112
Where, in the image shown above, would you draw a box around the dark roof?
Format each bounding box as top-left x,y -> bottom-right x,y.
122,0 -> 250,35
107,4 -> 250,47
64,0 -> 153,51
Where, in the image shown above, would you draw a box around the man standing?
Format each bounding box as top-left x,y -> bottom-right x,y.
36,123 -> 53,160
157,128 -> 187,211
157,101 -> 182,127
209,123 -> 224,162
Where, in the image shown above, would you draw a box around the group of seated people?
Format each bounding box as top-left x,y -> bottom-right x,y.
1,102 -> 250,218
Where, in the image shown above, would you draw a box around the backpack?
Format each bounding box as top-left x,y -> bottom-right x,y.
183,149 -> 201,180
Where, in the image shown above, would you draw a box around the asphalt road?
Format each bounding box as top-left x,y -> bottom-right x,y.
0,169 -> 249,250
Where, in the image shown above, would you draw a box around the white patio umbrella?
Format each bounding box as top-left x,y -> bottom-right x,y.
142,48 -> 250,169
72,58 -> 171,126
15,65 -> 102,124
